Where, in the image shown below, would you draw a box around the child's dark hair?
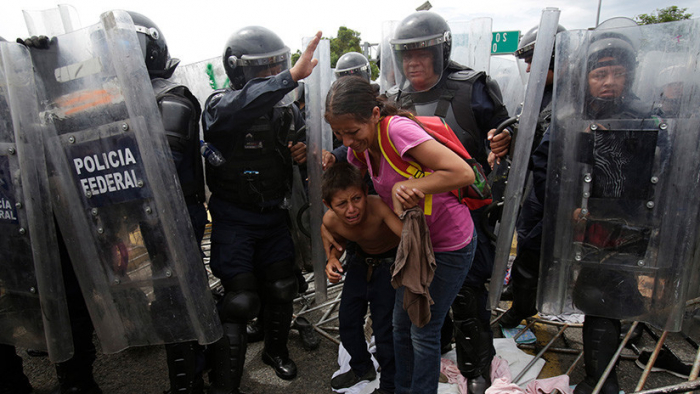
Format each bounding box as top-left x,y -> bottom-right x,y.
322,162 -> 367,203
325,76 -> 413,123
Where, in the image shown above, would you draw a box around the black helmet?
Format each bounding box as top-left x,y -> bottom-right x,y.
335,52 -> 371,81
515,24 -> 566,69
391,11 -> 451,92
127,11 -> 178,79
586,34 -> 636,80
223,26 -> 291,90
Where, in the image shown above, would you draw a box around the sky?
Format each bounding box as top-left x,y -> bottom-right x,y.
2,0 -> 698,65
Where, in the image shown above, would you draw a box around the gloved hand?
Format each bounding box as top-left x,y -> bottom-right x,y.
16,35 -> 52,49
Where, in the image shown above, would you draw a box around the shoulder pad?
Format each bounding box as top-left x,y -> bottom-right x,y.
447,69 -> 484,82
386,85 -> 400,99
204,89 -> 228,109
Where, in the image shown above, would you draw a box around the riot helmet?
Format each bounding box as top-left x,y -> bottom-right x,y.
127,11 -> 179,79
515,24 -> 566,70
335,52 -> 371,82
223,26 -> 291,90
585,30 -> 638,118
390,11 -> 451,92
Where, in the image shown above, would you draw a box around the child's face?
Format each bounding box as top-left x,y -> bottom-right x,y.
328,186 -> 367,226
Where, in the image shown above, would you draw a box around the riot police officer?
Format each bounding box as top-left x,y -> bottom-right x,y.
335,52 -> 372,81
125,12 -> 210,394
499,24 -> 566,329
201,27 -> 320,393
571,30 -> 647,394
387,11 -> 511,394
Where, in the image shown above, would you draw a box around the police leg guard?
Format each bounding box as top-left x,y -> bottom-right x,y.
164,341 -> 204,394
52,362 -> 102,394
208,273 -> 260,394
262,260 -> 298,380
452,286 -> 493,394
574,316 -> 621,394
500,249 -> 540,329
0,344 -> 33,394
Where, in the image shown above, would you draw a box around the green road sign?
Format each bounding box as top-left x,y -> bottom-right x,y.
491,31 -> 520,54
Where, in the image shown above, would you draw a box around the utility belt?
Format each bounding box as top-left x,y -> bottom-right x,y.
355,247 -> 397,283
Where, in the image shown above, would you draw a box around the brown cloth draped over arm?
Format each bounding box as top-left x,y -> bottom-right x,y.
391,207 -> 436,328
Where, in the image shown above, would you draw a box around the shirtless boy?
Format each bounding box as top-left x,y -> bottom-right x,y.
322,163 -> 401,394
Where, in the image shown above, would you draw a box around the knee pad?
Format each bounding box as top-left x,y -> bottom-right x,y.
220,273 -> 260,323
452,285 -> 480,320
264,260 -> 298,304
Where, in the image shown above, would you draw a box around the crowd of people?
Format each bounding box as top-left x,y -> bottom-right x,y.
0,6 -> 696,394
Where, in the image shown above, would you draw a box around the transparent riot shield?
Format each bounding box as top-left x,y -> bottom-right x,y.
489,56 -> 526,117
23,4 -> 81,37
304,36 -> 332,303
488,8 -> 561,308
172,56 -> 228,115
379,20 -> 398,94
27,10 -> 222,353
449,18 -> 492,72
0,42 -> 73,362
538,19 -> 700,331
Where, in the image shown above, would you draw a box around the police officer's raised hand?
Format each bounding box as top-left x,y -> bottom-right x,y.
290,31 -> 322,82
488,128 -> 511,158
289,142 -> 307,164
17,35 -> 52,49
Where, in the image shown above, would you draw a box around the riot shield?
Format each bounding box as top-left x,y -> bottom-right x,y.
488,8 -> 561,308
379,20 -> 398,94
538,19 -> 700,331
489,56 -> 526,117
28,10 -> 222,353
23,4 -> 81,37
304,36 -> 332,303
172,56 -> 228,116
449,18 -> 492,72
0,42 -> 73,362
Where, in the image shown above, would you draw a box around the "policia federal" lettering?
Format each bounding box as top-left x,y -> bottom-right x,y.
73,148 -> 139,196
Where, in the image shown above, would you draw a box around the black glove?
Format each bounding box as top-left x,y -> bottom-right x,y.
16,35 -> 51,49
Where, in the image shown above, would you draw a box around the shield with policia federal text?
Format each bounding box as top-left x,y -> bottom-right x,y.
0,41 -> 73,362
27,10 -> 222,353
538,18 -> 700,331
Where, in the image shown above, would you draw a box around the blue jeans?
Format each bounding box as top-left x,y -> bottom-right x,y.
393,234 -> 477,394
339,246 -> 396,392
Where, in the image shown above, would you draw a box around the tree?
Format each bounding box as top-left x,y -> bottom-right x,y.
292,26 -> 380,80
635,6 -> 693,25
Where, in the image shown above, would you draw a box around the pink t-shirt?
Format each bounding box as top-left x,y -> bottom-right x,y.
348,116 -> 474,252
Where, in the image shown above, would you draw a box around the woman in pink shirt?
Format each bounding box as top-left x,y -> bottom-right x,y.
325,76 -> 477,394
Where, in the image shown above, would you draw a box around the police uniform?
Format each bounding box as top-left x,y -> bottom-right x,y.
202,68 -> 302,389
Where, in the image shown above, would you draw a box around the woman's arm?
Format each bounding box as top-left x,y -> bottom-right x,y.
392,139 -> 474,214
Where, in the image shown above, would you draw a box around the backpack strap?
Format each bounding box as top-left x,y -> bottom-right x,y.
377,116 -> 435,215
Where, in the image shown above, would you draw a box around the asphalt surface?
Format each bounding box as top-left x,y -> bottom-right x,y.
18,300 -> 697,394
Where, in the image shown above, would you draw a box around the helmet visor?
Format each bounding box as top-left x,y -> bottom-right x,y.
238,47 -> 292,82
391,34 -> 445,92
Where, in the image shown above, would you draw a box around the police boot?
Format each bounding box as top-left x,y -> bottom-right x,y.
164,341 -> 204,394
452,288 -> 493,394
499,254 -> 539,329
208,323 -> 248,394
574,317 -> 621,394
50,362 -> 101,394
262,302 -> 297,380
246,317 -> 264,344
0,345 -> 33,394
292,317 -> 320,351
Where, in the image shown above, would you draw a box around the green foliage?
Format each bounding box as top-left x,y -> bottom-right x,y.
291,26 -> 380,81
329,26 -> 363,67
635,6 -> 693,25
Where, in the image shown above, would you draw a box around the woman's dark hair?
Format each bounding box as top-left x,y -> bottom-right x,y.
325,76 -> 412,123
322,162 -> 366,203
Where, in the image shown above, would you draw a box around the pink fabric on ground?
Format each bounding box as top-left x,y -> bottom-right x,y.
485,356 -> 573,394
